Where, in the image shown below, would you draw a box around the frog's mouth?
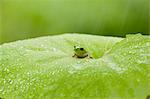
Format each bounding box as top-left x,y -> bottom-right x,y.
76,53 -> 89,58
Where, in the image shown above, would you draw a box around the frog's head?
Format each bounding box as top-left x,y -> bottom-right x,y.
74,46 -> 84,52
74,46 -> 87,54
73,46 -> 90,58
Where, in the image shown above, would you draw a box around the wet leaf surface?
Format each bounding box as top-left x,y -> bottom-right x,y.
0,34 -> 149,98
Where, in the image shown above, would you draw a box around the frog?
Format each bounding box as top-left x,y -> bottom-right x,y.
72,46 -> 92,58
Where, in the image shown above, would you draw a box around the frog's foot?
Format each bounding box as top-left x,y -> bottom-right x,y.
89,56 -> 93,59
86,55 -> 93,59
72,54 -> 76,57
87,54 -> 93,59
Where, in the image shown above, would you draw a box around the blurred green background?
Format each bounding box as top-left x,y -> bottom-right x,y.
0,0 -> 149,44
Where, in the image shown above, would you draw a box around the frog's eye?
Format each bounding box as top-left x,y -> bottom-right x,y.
80,48 -> 84,50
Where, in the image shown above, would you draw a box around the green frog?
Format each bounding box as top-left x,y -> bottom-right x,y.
72,46 -> 92,58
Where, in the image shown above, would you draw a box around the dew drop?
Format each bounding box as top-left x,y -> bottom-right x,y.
27,72 -> 30,76
52,48 -> 57,52
3,79 -> 6,84
3,68 -> 10,73
68,69 -> 76,74
9,79 -> 13,85
123,53 -> 127,56
128,51 -> 132,54
0,87 -> 4,93
1,90 -> 6,95
137,78 -> 140,82
40,44 -> 45,47
51,72 -> 55,75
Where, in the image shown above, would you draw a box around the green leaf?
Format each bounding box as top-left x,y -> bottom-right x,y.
0,34 -> 150,98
